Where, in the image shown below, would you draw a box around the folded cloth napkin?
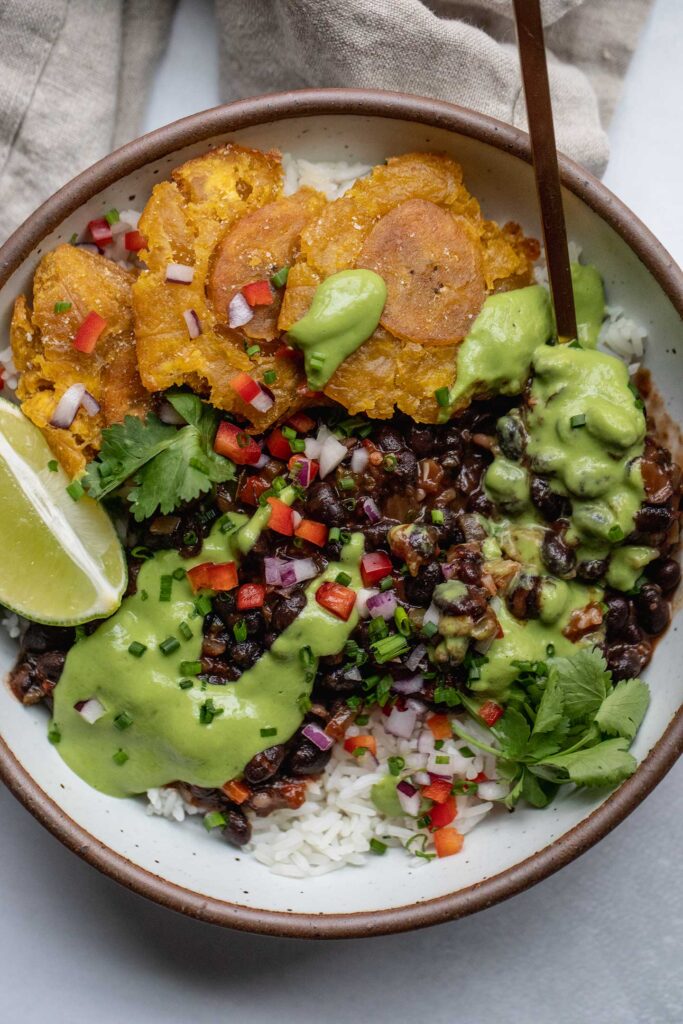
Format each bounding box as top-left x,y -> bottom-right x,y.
0,0 -> 652,243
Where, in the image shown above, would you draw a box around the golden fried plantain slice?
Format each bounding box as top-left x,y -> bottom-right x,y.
207,188 -> 326,341
11,245 -> 151,477
357,199 -> 486,346
134,143 -> 321,429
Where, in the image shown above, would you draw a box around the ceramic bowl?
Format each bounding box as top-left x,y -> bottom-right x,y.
1,90 -> 681,938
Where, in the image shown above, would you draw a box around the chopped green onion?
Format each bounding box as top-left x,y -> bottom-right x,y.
421,621 -> 438,638
112,749 -> 129,766
434,739 -> 444,750
199,698 -> 223,725
371,633 -> 409,663
195,594 -> 212,616
608,525 -> 625,542
546,643 -> 555,657
233,619 -> 248,643
131,545 -> 153,560
336,571 -> 352,586
219,516 -> 238,534
263,369 -> 277,385
379,575 -> 394,592
113,711 -> 133,731
69,232 -> 78,245
178,621 -> 193,641
431,509 -> 445,525
47,723 -> 61,745
309,353 -> 325,370
66,480 -> 84,501
570,413 -> 587,428
368,617 -> 389,641
289,438 -> 306,453
434,386 -> 450,408
53,301 -> 72,314
159,575 -> 173,602
260,727 -> 277,738
179,679 -> 193,690
297,693 -> 312,714
394,606 -> 411,636
355,714 -> 369,726
452,779 -> 478,796
159,636 -> 180,656
104,208 -> 120,225
246,344 -> 261,358
339,476 -> 356,491
369,838 -> 387,855
382,454 -> 397,472
433,685 -> 461,707
183,530 -> 198,547
328,527 -> 341,542
388,755 -> 405,777
180,660 -> 202,676
172,567 -> 186,580
342,497 -> 356,511
271,266 -> 290,288
282,425 -> 296,439
203,811 -> 226,831
339,529 -> 352,544
435,754 -> 449,764
47,460 -> 59,472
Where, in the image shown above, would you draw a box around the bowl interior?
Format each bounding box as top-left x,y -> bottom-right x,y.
1,109 -> 681,932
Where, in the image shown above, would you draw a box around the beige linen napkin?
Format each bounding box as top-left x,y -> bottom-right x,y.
0,0 -> 652,242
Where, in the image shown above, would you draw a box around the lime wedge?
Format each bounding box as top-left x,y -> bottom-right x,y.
0,398 -> 126,625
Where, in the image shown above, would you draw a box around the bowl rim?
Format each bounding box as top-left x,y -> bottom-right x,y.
0,87 -> 681,939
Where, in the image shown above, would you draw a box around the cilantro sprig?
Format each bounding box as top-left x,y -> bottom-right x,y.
455,649 -> 649,809
84,392 -> 235,521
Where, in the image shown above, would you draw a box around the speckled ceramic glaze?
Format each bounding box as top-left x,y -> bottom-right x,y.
0,91 -> 681,938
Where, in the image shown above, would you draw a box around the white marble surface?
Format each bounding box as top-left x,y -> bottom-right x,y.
1,1 -> 681,1021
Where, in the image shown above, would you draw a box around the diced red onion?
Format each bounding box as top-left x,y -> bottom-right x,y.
158,401 -> 186,425
293,559 -> 318,583
304,437 -> 322,460
228,291 -> 254,328
50,384 -> 86,428
477,780 -> 509,801
264,557 -> 284,586
80,389 -> 100,416
182,309 -> 201,339
279,562 -> 298,588
405,643 -> 427,672
302,723 -> 333,752
118,208 -> 141,230
366,589 -> 397,620
423,602 -> 440,627
351,446 -> 369,474
264,556 -> 317,588
165,262 -> 195,284
362,496 -> 381,523
317,427 -> 348,478
391,674 -> 424,695
384,703 -> 418,740
291,510 -> 303,529
417,729 -> 434,754
355,588 -> 379,618
441,561 -> 458,580
413,770 -> 431,786
396,780 -> 420,816
250,385 -> 274,413
75,697 -> 106,724
255,452 -> 270,469
406,697 -> 428,718
294,458 -> 315,487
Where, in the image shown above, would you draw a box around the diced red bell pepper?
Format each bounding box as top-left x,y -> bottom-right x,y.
294,519 -> 328,547
479,700 -> 504,727
242,280 -> 273,306
73,311 -> 107,353
222,779 -> 251,804
237,474 -> 269,506
266,428 -> 293,461
427,796 -> 457,830
288,455 -> 319,486
433,827 -> 464,858
187,561 -> 238,593
229,371 -> 261,404
266,497 -> 294,536
124,230 -> 146,252
275,343 -> 302,361
236,583 -> 266,610
474,772 -> 488,783
360,551 -> 393,587
427,714 -> 452,741
343,734 -> 377,756
287,411 -> 316,433
88,218 -> 113,246
213,422 -> 262,465
421,778 -> 453,804
316,581 -> 356,621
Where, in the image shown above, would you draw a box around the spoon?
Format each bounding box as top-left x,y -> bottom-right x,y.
513,0 -> 578,343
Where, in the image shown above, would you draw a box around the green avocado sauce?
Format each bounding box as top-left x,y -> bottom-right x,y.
571,261 -> 605,347
287,269 -> 387,389
51,509 -> 365,797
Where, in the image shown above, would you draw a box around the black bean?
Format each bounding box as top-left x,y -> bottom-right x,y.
212,594 -> 236,623
222,807 -> 251,847
374,424 -> 404,452
541,532 -> 576,578
576,558 -> 608,583
403,562 -> 443,606
497,411 -> 527,461
229,640 -> 261,669
269,589 -> 306,632
467,490 -> 493,516
635,504 -> 675,533
634,582 -> 670,636
287,735 -> 333,776
362,517 -> 400,548
390,449 -> 418,485
432,509 -> 465,546
22,623 -> 74,653
506,574 -> 541,620
316,665 -> 362,697
605,642 -> 651,682
646,557 -> 681,594
530,476 -> 572,522
306,481 -> 346,526
457,456 -> 487,498
407,423 -> 436,458
434,586 -> 487,619
603,594 -> 630,639
243,744 -> 286,785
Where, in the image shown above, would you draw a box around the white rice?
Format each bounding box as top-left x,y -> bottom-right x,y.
0,610 -> 23,639
0,345 -> 19,393
282,153 -> 372,200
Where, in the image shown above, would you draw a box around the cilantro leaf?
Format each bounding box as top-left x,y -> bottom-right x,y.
532,673 -> 564,735
521,768 -> 558,808
84,398 -> 235,522
491,708 -> 530,759
533,737 -> 636,788
595,677 -> 650,742
550,649 -> 610,722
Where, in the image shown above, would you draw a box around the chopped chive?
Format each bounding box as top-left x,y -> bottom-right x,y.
431,509 -> 445,525
288,437 -> 306,453
271,266 -> 290,288
263,369 -> 277,385
172,567 -> 186,580
47,460 -> 59,472
233,619 -> 248,643
342,497 -> 356,511
435,755 -> 450,764
69,232 -> 78,245
328,527 -> 341,542
180,660 -> 202,676
368,617 -> 389,641
131,545 -> 153,560
195,594 -> 212,616
104,208 -> 120,225
53,301 -> 72,314
339,476 -> 356,491
178,621 -> 193,641
336,571 -> 352,586
179,679 -> 193,690
382,454 -> 397,472
47,723 -> 61,745
394,606 -> 411,636
114,711 -> 133,731
452,779 -> 478,795
112,749 -> 129,766
66,480 -> 84,501
434,386 -> 450,408
159,575 -> 173,602
421,621 -> 438,638
246,344 -> 261,358
434,739 -> 445,750
260,727 -> 277,737
379,575 -> 394,592
371,633 -> 409,664
608,525 -> 625,542
219,516 -> 238,534
369,838 -> 387,855
127,641 -> 147,658
339,529 -> 352,545
570,413 -> 587,428
199,698 -> 223,725
159,636 -> 180,656
272,475 -> 286,493
282,425 -> 297,439
388,755 -> 405,777
203,810 -> 226,831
